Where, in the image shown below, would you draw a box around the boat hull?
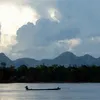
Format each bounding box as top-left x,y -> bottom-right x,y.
26,88 -> 61,91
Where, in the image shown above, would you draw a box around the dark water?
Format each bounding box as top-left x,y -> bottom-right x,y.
0,83 -> 100,100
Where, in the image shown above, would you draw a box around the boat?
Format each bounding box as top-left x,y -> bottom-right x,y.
25,86 -> 61,90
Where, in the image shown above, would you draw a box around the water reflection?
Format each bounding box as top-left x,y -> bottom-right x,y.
0,83 -> 62,100
0,83 -> 100,100
0,84 -> 25,100
0,96 -> 17,100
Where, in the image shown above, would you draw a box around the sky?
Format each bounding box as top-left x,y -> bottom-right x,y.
0,0 -> 100,60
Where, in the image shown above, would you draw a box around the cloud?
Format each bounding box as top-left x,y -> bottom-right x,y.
57,38 -> 81,51
73,37 -> 100,58
17,18 -> 79,46
0,0 -> 58,56
0,2 -> 39,55
0,0 -> 100,59
10,18 -> 80,59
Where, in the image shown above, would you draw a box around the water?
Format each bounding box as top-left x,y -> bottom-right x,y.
0,83 -> 100,100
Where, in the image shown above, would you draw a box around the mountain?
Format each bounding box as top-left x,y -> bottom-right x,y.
13,52 -> 100,67
0,53 -> 13,66
53,52 -> 78,65
78,54 -> 97,65
0,52 -> 100,67
13,58 -> 39,67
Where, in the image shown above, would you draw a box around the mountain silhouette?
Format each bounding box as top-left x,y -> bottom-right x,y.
0,53 -> 13,66
13,52 -> 100,67
13,58 -> 39,67
0,52 -> 100,67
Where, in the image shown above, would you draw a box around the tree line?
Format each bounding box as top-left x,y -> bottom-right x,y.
0,63 -> 100,83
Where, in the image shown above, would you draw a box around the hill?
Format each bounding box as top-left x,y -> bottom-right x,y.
0,52 -> 99,67
0,53 -> 13,66
13,52 -> 100,67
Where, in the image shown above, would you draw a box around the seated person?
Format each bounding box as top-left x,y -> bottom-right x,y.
25,86 -> 28,90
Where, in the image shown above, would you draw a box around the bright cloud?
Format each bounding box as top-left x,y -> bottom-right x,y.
0,0 -> 58,55
91,36 -> 100,43
57,38 -> 81,51
48,8 -> 61,22
0,3 -> 39,53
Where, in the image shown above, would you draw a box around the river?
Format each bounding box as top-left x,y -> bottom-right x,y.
0,83 -> 99,100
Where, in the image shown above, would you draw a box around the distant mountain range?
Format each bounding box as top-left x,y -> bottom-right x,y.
0,52 -> 100,67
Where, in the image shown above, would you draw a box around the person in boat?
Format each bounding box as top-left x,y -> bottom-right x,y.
57,87 -> 60,90
25,86 -> 28,90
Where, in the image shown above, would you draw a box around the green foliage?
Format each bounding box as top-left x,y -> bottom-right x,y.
0,64 -> 100,83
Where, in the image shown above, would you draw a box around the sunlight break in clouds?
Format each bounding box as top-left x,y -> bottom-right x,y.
57,38 -> 81,51
0,3 -> 39,53
48,8 -> 61,22
91,36 -> 100,43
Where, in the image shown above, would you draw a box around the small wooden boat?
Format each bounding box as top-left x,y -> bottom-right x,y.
25,86 -> 61,91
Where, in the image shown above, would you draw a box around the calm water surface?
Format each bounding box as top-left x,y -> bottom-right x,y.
0,83 -> 100,100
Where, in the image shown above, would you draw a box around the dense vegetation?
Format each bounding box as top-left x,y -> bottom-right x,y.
0,62 -> 100,83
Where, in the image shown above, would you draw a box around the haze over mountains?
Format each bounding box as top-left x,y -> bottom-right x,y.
0,52 -> 100,67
